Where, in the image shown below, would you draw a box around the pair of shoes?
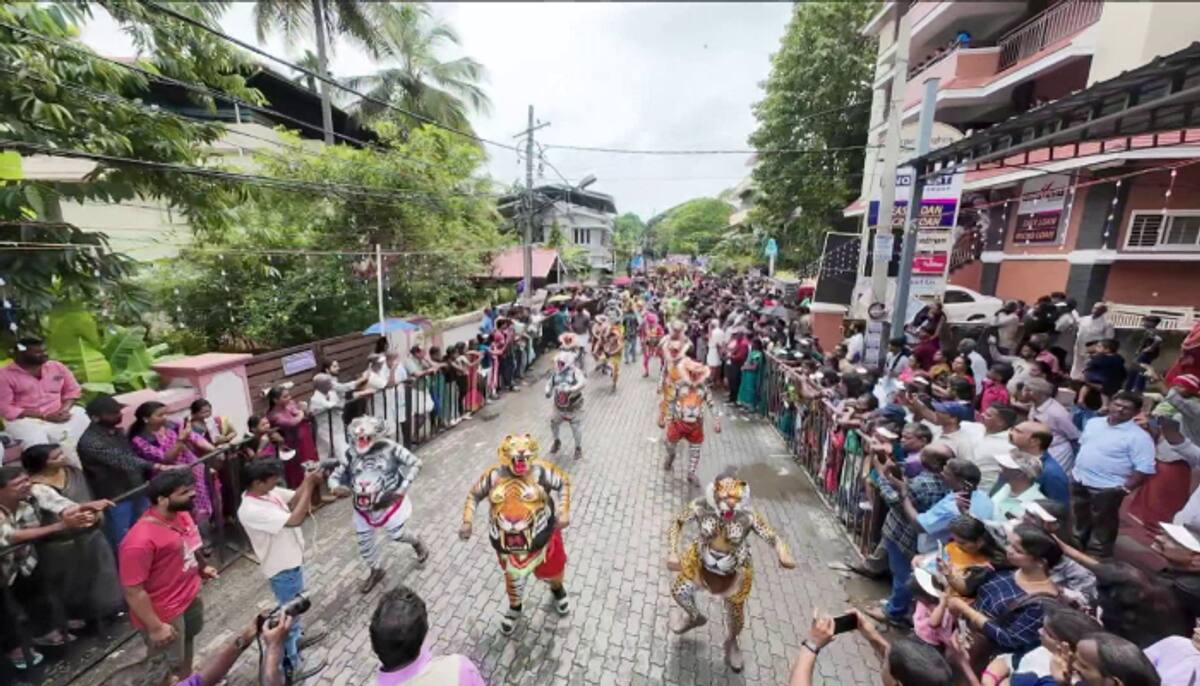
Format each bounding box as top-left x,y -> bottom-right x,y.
288,657 -> 327,683
499,606 -> 522,637
298,629 -> 327,650
554,594 -> 570,615
359,568 -> 386,594
550,439 -> 562,455
8,649 -> 43,670
573,448 -> 583,460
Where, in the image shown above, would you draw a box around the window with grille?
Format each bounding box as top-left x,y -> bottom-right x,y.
1124,211 -> 1200,251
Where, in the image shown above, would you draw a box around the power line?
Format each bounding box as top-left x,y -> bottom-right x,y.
138,0 -> 517,153
0,139 -> 493,206
541,142 -> 884,156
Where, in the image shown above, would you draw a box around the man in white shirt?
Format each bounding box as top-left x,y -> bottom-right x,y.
237,459 -> 327,681
975,403 -> 1020,493
958,339 -> 988,396
844,323 -> 866,364
992,301 -> 1022,353
901,394 -> 990,488
1071,303 -> 1115,381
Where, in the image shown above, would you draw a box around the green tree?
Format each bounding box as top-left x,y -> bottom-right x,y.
612,212 -> 646,275
0,1 -> 260,328
155,124 -> 507,351
651,198 -> 733,256
543,220 -> 589,279
341,5 -> 490,133
748,1 -> 875,265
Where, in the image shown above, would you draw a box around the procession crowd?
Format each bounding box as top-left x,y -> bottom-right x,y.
2,264 -> 1200,685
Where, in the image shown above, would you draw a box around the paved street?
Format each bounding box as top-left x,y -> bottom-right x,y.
78,357 -> 882,686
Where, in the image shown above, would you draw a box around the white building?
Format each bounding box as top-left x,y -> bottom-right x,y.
500,184 -> 618,273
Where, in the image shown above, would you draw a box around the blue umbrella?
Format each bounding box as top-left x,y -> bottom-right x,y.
363,318 -> 421,335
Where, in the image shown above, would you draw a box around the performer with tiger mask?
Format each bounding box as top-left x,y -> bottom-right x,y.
459,434 -> 572,636
657,338 -> 690,429
546,350 -> 586,460
639,311 -> 665,379
664,358 -> 721,485
591,308 -> 625,391
666,469 -> 796,672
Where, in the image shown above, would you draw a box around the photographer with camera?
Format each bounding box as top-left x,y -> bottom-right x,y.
101,611 -> 292,686
788,608 -> 955,686
236,458 -> 327,683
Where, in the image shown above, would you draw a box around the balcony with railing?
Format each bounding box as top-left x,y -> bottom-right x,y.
998,0 -> 1103,70
902,0 -> 1102,113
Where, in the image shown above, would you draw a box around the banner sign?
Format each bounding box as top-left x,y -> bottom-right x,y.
912,253 -> 949,275
1013,173 -> 1072,243
867,167 -> 965,230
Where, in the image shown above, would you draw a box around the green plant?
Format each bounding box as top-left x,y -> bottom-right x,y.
45,302 -> 177,398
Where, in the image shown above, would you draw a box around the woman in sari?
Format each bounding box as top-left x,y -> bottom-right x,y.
737,338 -> 766,412
130,401 -> 216,536
265,387 -> 317,489
23,444 -> 123,624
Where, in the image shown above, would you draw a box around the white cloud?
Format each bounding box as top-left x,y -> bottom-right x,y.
79,2 -> 791,218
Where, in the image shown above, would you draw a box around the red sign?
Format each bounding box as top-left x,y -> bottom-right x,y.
912,252 -> 948,275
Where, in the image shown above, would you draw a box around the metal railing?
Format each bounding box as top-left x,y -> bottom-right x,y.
950,229 -> 983,272
998,0 -> 1103,70
2,334 -> 544,685
748,353 -> 883,557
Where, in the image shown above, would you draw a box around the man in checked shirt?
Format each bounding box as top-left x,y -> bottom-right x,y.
868,442 -> 952,626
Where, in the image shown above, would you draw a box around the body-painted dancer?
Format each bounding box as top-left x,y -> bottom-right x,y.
329,416 -> 429,593
664,358 -> 722,485
459,434 -> 572,636
666,470 -> 795,672
640,312 -> 665,378
546,351 -> 586,460
657,339 -> 690,429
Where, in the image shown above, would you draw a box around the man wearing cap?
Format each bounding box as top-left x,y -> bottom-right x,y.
990,449 -> 1045,520
77,395 -> 159,548
1023,377 -> 1079,473
1071,391 -> 1157,557
1009,421 -> 1071,506
1150,525 -> 1200,627
0,337 -> 91,468
1164,374 -> 1200,446
902,393 -> 987,488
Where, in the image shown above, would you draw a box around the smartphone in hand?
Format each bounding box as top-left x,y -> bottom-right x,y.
832,613 -> 859,634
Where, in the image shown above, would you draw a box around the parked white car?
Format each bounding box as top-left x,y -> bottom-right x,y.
936,285 -> 1004,323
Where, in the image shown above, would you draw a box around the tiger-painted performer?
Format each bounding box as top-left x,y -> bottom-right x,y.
558,331 -> 585,371
592,309 -> 625,390
546,350 -> 586,460
657,338 -> 690,428
459,434 -> 572,636
640,312 -> 666,378
666,469 -> 796,672
658,319 -> 692,361
664,358 -> 721,485
329,416 -> 429,594
589,314 -> 614,377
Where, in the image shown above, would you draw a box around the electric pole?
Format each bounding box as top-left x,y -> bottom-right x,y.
311,0 -> 335,146
515,106 -> 550,304
870,10 -> 912,310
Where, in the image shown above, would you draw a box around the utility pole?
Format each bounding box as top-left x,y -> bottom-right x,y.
375,243 -> 386,336
891,77 -> 941,331
311,0 -> 335,146
870,10 -> 912,310
515,106 -> 550,304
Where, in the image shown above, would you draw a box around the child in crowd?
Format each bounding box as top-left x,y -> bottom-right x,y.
243,414 -> 285,460
979,363 -> 1013,414
910,569 -> 956,649
1083,338 -> 1127,401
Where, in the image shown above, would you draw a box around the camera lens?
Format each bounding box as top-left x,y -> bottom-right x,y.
284,594 -> 311,617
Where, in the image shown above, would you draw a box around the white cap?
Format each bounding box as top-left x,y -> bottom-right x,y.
279,447 -> 297,462
1161,523 -> 1200,553
1024,501 -> 1057,524
994,452 -> 1020,470
913,567 -> 943,599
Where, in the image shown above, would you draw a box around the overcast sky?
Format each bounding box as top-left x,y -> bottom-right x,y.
80,2 -> 792,219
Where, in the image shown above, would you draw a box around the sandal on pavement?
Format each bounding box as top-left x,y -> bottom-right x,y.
9,649 -> 43,670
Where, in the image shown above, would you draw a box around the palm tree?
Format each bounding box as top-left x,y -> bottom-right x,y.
250,0 -> 415,143
289,50 -> 323,91
341,7 -> 491,133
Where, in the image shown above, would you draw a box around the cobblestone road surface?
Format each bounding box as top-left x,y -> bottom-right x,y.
78,357 -> 883,686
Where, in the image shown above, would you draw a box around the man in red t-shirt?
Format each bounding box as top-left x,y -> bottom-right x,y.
119,469 -> 217,679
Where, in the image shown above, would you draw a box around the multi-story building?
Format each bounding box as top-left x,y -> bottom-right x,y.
842,0 -> 1200,327
22,64 -> 373,259
499,184 -> 617,273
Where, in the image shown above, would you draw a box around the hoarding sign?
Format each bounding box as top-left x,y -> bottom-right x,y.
1013,173 -> 1072,243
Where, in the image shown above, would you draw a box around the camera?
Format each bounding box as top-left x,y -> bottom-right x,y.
262,593 -> 312,630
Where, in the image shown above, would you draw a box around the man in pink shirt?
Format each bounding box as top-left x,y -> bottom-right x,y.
373,585 -> 485,686
119,470 -> 218,681
0,337 -> 90,467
